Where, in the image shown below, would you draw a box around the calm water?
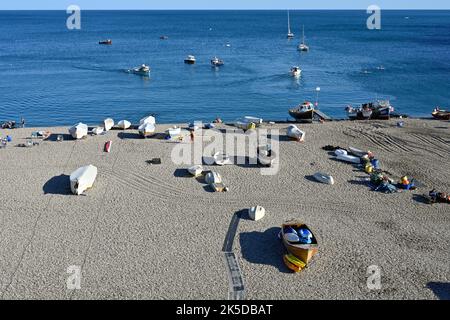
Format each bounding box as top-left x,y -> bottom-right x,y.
0,10 -> 449,126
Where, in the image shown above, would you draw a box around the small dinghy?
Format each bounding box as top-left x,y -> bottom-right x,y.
336,153 -> 361,164
138,122 -> 156,137
213,152 -> 232,166
287,125 -> 305,142
348,147 -> 367,158
248,205 -> 266,221
188,165 -> 203,177
103,118 -> 114,131
69,123 -> 88,139
257,145 -> 276,167
313,172 -> 334,185
70,165 -> 98,195
117,120 -> 131,130
92,127 -> 104,135
104,141 -> 112,153
205,171 -> 222,185
140,115 -> 156,125
281,220 -> 318,265
334,149 -> 347,157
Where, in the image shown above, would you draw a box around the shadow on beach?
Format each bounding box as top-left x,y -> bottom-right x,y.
47,133 -> 73,142
427,282 -> 450,300
240,227 -> 290,273
43,174 -> 72,195
117,132 -> 142,140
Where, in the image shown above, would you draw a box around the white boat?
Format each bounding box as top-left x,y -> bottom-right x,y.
211,57 -> 224,67
257,145 -> 276,167
249,206 -> 266,221
287,125 -> 305,141
234,116 -> 263,130
129,64 -> 150,76
188,165 -> 204,177
213,152 -> 232,166
348,147 -> 368,158
69,123 -> 88,140
336,154 -> 361,164
117,120 -> 131,130
313,172 -> 335,185
139,115 -> 156,125
244,116 -> 263,124
184,55 -> 196,64
70,165 -> 98,195
287,10 -> 294,39
334,149 -> 348,157
205,171 -> 222,185
290,66 -> 302,77
138,122 -> 156,137
103,118 -> 114,131
298,25 -> 310,51
167,127 -> 182,138
92,126 -> 104,135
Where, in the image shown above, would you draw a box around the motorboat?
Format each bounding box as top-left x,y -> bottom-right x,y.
211,57 -> 224,67
70,165 -> 98,195
160,35 -> 169,40
286,10 -> 294,39
288,101 -> 315,121
140,115 -> 156,125
313,172 -> 335,185
213,152 -> 232,166
257,145 -> 277,167
99,39 -> 112,45
187,165 -> 204,177
129,64 -> 150,76
298,26 -> 309,51
432,108 -> 450,120
103,118 -> 114,131
205,171 -> 222,185
248,206 -> 266,221
69,123 -> 88,139
117,120 -> 131,130
286,124 -> 305,141
346,100 -> 394,120
290,66 -> 302,77
184,55 -> 196,64
138,122 -> 156,137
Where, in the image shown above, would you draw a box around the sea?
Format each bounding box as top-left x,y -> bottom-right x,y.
0,10 -> 449,126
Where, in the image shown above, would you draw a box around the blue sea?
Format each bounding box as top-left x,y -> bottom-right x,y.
0,10 -> 449,126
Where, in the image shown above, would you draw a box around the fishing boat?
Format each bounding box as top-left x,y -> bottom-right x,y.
91,127 -> 104,136
281,220 -> 318,265
431,108 -> 450,120
104,141 -> 112,153
213,152 -> 232,166
184,55 -> 196,64
160,35 -> 169,40
248,206 -> 266,221
99,39 -> 112,45
188,165 -> 204,177
290,66 -> 302,77
128,64 -> 150,76
286,124 -> 305,141
346,100 -> 394,120
103,118 -> 114,131
117,120 -> 131,130
138,122 -> 156,138
211,57 -> 224,67
69,123 -> 88,140
313,172 -> 335,185
287,10 -> 295,39
70,165 -> 98,195
257,145 -> 277,167
297,26 -> 309,51
205,171 -> 222,185
289,101 -> 315,121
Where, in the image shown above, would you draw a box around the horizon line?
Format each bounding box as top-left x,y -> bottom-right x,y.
1,8 -> 450,11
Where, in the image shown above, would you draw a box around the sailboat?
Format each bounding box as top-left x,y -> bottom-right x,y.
298,25 -> 309,51
287,10 -> 294,39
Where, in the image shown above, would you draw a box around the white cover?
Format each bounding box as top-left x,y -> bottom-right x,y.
139,116 -> 156,125
69,123 -> 88,139
334,149 -> 348,156
188,165 -> 203,176
213,152 -> 232,166
103,118 -> 114,131
92,126 -> 104,136
249,206 -> 266,221
205,171 -> 222,185
287,125 -> 305,141
167,127 -> 182,137
138,123 -> 155,136
70,165 -> 98,195
117,120 -> 131,130
313,172 -> 335,185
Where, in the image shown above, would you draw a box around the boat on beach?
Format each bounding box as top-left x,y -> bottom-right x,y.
103,118 -> 114,131
313,172 -> 335,185
140,115 -> 156,125
431,108 -> 450,120
286,124 -> 305,141
289,101 -> 315,121
213,152 -> 232,166
346,100 -> 394,120
281,220 -> 318,265
138,122 -> 156,137
92,126 -> 104,135
184,55 -> 196,64
70,165 -> 98,195
249,206 -> 266,221
188,165 -> 204,177
205,171 -> 222,185
104,141 -> 112,153
69,123 -> 88,139
117,120 -> 131,130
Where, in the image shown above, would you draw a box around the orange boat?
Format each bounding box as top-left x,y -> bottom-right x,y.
281,220 -> 318,265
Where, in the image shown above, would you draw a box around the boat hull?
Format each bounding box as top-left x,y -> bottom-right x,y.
289,109 -> 314,121
281,221 -> 318,265
432,111 -> 450,120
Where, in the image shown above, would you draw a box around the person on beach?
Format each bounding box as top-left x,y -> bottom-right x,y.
190,130 -> 195,142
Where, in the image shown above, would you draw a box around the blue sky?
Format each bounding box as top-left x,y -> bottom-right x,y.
1,1 -> 449,10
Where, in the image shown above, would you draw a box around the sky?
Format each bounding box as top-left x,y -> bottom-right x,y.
0,0 -> 449,10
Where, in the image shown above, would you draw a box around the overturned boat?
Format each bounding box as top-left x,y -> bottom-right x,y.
92,126 -> 104,136
117,120 -> 131,130
138,122 -> 156,137
140,115 -> 156,125
69,123 -> 88,139
188,165 -> 204,177
313,172 -> 334,185
103,118 -> 114,131
70,165 -> 98,195
287,125 -> 305,142
213,152 -> 232,166
249,206 -> 266,221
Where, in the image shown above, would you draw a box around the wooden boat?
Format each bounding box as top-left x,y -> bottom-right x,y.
336,153 -> 361,164
257,145 -> 276,167
432,109 -> 450,120
117,120 -> 131,130
69,123 -> 88,139
103,118 -> 114,131
138,123 -> 155,137
281,221 -> 318,265
248,205 -> 265,221
70,165 -> 98,195
99,39 -> 112,45
313,172 -> 334,185
104,141 -> 112,153
289,101 -> 315,121
188,165 -> 203,177
92,126 -> 104,135
287,124 -> 305,141
205,171 -> 222,185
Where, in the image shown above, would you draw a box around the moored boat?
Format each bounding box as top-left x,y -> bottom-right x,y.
138,122 -> 156,137
431,108 -> 450,120
286,10 -> 294,39
289,101 -> 315,121
184,55 -> 196,64
99,39 -> 112,45
70,165 -> 98,195
297,26 -> 309,51
281,220 -> 318,265
290,66 -> 302,77
128,64 -> 150,76
211,57 -> 224,67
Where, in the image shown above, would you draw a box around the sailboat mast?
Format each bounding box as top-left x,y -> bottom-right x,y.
287,10 -> 291,34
